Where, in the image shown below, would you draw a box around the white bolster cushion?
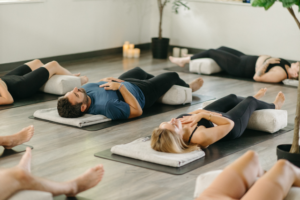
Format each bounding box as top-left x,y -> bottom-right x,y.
157,85 -> 192,105
111,137 -> 205,167
283,79 -> 298,87
194,170 -> 300,200
40,75 -> 81,95
202,100 -> 287,133
189,58 -> 222,75
33,108 -> 111,127
8,191 -> 53,200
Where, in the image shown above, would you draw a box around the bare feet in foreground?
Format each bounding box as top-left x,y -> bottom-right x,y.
80,76 -> 89,85
17,147 -> 32,173
169,56 -> 190,68
253,88 -> 267,99
2,126 -> 34,149
189,77 -> 204,92
66,165 -> 104,197
274,91 -> 285,109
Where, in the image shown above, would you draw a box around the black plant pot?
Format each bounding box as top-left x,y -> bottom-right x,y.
277,144 -> 300,167
151,37 -> 170,59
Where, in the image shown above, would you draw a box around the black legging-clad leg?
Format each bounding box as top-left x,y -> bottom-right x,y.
118,67 -> 154,80
204,94 -> 275,140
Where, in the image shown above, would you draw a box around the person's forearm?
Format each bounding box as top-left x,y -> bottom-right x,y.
200,113 -> 233,126
0,83 -> 13,102
255,60 -> 270,77
119,85 -> 142,112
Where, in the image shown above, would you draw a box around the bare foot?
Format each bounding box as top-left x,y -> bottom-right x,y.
80,76 -> 89,85
67,165 -> 104,197
273,91 -> 285,109
17,147 -> 32,173
73,73 -> 81,77
3,126 -> 34,149
182,54 -> 193,58
253,88 -> 267,99
189,77 -> 204,92
169,56 -> 190,68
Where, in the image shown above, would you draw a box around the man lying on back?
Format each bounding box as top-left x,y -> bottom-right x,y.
57,67 -> 203,120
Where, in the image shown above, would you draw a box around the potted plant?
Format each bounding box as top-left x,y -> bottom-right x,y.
252,0 -> 300,166
152,0 -> 190,59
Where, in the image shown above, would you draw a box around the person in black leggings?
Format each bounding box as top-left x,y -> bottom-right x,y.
151,88 -> 285,153
57,67 -> 203,119
169,46 -> 300,83
0,59 -> 88,105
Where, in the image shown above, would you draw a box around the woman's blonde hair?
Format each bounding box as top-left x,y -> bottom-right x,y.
151,127 -> 199,154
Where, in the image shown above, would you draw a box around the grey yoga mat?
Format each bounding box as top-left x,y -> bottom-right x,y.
94,124 -> 294,175
0,92 -> 59,111
29,94 -> 215,131
164,66 -> 296,87
0,144 -> 33,158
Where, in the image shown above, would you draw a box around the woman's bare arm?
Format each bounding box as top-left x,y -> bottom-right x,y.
0,83 -> 13,105
192,113 -> 234,147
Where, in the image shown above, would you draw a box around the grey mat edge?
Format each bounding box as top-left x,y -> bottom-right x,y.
28,94 -> 216,131
164,66 -> 298,88
0,144 -> 34,158
94,124 -> 294,175
54,195 -> 90,200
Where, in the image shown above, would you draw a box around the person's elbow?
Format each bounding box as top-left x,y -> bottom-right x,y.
253,75 -> 261,82
129,108 -> 143,119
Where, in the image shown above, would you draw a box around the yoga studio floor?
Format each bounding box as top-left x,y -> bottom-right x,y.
0,51 -> 297,200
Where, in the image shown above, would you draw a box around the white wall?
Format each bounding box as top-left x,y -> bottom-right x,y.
1,0 -> 300,64
167,0 -> 300,60
0,0 -> 153,64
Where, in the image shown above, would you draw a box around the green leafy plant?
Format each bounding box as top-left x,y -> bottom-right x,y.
157,0 -> 190,39
252,0 -> 300,154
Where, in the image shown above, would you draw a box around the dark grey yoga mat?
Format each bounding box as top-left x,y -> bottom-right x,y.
94,124 -> 294,175
164,66 -> 296,87
54,196 -> 90,200
29,94 -> 215,131
0,92 -> 59,111
0,144 -> 33,158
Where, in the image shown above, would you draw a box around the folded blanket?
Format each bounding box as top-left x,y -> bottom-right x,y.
111,137 -> 205,167
33,108 -> 111,127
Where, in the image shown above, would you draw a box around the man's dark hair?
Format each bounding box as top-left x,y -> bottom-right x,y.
57,96 -> 84,118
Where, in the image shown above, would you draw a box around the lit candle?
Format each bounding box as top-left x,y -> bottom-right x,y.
127,49 -> 134,58
181,48 -> 188,57
133,48 -> 140,58
129,44 -> 135,49
124,41 -> 130,45
123,44 -> 129,57
173,47 -> 180,57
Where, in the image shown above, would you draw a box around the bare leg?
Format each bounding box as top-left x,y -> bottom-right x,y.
169,56 -> 191,68
274,91 -> 285,109
189,77 -> 204,92
25,59 -> 44,71
242,160 -> 300,200
0,148 -> 104,200
0,126 -> 34,149
43,61 -> 88,84
198,151 -> 264,200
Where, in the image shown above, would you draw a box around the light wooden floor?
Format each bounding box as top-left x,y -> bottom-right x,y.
0,51 -> 297,200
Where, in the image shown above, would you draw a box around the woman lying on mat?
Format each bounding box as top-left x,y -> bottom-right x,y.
0,59 -> 88,105
169,46 -> 300,83
0,147 -> 104,200
0,125 -> 34,149
57,67 -> 203,120
197,150 -> 300,200
151,88 -> 285,153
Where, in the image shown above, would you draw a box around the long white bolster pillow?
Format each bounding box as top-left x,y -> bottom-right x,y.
202,100 -> 287,133
189,58 -> 222,75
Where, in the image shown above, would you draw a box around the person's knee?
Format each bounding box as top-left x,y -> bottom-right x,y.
9,168 -> 32,186
245,150 -> 259,160
227,94 -> 238,101
48,60 -> 59,66
168,72 -> 180,80
275,159 -> 293,171
32,59 -> 43,65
